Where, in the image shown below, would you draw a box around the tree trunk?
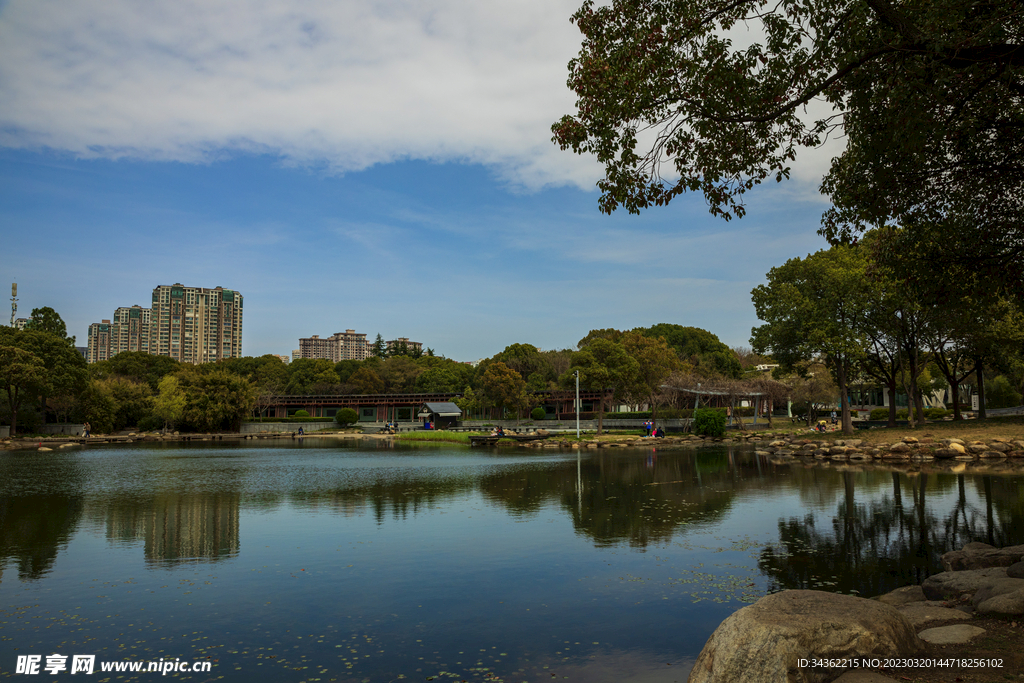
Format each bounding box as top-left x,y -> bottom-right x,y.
835,359 -> 853,435
976,356 -> 987,420
887,384 -> 897,427
950,380 -> 961,421
6,385 -> 18,437
597,394 -> 605,435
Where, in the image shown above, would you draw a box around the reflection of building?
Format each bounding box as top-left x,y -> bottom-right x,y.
299,330 -> 369,361
97,493 -> 240,565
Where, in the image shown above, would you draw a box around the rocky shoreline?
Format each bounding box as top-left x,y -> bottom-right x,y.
688,542 -> 1024,683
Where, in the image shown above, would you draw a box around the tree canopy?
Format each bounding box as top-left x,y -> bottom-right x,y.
24,306 -> 75,344
751,245 -> 871,433
552,0 -> 1023,278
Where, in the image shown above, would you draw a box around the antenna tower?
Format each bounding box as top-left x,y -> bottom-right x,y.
10,282 -> 17,327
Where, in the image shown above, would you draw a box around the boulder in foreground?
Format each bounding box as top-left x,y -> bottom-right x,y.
687,590 -> 922,683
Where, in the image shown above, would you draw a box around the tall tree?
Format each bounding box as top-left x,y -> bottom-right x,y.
552,0 -> 1023,282
565,338 -> 639,434
751,246 -> 871,434
0,345 -> 46,435
152,375 -> 186,432
24,306 -> 75,345
481,361 -> 529,422
621,331 -> 681,428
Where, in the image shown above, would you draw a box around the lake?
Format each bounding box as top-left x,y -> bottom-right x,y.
2,438 -> 1022,682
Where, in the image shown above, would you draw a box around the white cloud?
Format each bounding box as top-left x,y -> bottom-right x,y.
0,0 -> 601,188
0,0 -> 843,196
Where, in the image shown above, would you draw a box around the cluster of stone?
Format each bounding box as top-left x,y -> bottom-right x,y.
753,435 -> 1024,462
517,431 -> 795,449
687,542 -> 1024,683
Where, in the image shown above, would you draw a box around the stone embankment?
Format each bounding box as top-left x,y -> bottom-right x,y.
748,434 -> 1024,474
508,431 -> 799,450
688,542 -> 1024,683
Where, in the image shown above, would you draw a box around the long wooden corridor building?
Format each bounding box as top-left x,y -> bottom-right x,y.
262,389 -> 610,423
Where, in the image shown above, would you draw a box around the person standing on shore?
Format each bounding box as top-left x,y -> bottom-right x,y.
83,421 -> 91,437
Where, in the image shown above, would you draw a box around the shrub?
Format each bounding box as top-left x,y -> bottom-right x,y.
137,415 -> 163,432
870,407 -> 889,420
293,410 -> 311,418
530,407 -> 546,420
692,407 -> 726,437
986,376 -> 1022,409
335,408 -> 358,426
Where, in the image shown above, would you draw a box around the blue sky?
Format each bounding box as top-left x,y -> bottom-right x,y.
0,0 -> 838,362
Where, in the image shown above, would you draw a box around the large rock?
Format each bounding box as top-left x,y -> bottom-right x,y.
873,585 -> 925,606
687,590 -> 922,683
896,603 -> 972,628
972,577 -> 1024,616
922,567 -> 1010,601
941,543 -> 1024,571
917,624 -> 987,645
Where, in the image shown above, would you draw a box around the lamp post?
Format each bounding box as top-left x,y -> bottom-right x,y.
574,370 -> 580,439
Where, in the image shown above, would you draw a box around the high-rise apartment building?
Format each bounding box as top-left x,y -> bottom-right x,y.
84,284 -> 242,364
298,329 -> 369,362
87,320 -> 113,363
150,284 -> 243,364
112,305 -> 152,356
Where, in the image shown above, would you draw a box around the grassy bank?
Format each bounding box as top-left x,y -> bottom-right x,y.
395,431 -> 481,444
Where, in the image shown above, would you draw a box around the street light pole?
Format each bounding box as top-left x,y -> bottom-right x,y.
574,370 -> 580,439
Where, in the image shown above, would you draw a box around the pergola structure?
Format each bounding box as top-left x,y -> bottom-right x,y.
662,375 -> 790,427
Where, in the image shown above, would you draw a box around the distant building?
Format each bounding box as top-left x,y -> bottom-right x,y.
13,317 -> 30,330
270,354 -> 290,364
87,320 -> 113,363
85,284 -> 242,364
292,349 -> 301,362
298,330 -> 370,362
150,284 -> 243,364
112,305 -> 152,356
386,337 -> 423,355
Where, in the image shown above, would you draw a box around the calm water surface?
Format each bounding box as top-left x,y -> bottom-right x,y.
2,439 -> 1022,682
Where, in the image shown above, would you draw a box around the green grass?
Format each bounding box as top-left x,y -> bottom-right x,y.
395,431 -> 482,444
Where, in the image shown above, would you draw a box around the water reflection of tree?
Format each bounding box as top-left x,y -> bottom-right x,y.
759,469 -> 1024,596
0,454 -> 86,580
476,450 -> 788,549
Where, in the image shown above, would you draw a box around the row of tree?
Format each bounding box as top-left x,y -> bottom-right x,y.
1,309 -> 757,434
751,231 -> 1024,434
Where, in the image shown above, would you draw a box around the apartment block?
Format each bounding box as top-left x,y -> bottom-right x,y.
150,284 -> 243,364
298,330 -> 369,362
87,321 -> 113,363
112,305 -> 152,355
386,337 -> 423,355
